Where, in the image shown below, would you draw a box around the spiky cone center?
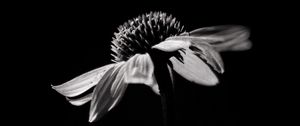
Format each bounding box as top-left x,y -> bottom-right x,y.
111,11 -> 185,62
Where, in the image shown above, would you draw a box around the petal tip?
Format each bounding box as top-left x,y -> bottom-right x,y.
208,78 -> 219,86
89,114 -> 97,123
220,69 -> 225,74
152,40 -> 190,52
196,75 -> 219,86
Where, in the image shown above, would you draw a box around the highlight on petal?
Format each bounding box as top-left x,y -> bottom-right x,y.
152,39 -> 191,52
188,25 -> 252,52
89,62 -> 128,123
169,49 -> 219,86
51,63 -> 115,97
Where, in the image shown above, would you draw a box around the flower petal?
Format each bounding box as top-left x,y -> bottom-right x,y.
166,36 -> 224,73
188,25 -> 252,52
151,83 -> 160,95
67,93 -> 92,106
89,62 -> 128,123
169,49 -> 218,86
190,42 -> 224,73
124,53 -> 156,86
123,53 -> 161,95
52,63 -> 115,97
152,39 -> 191,52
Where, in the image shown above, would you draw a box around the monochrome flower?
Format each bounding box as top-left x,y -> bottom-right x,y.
52,11 -> 251,123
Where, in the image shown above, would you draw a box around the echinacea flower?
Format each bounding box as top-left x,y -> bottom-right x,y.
52,11 -> 251,123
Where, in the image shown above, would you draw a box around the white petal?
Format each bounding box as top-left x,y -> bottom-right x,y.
166,36 -> 224,73
170,49 -> 218,86
151,84 -> 160,95
190,42 -> 224,73
89,62 -> 128,123
111,61 -> 127,97
152,39 -> 191,52
188,25 -> 252,52
52,63 -> 115,97
230,40 -> 252,51
124,53 -> 156,86
67,93 -> 92,106
123,53 -> 161,95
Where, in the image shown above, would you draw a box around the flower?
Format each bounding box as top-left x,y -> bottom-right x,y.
52,11 -> 251,123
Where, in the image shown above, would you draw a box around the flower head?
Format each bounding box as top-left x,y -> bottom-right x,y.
52,11 -> 252,123
111,11 -> 184,62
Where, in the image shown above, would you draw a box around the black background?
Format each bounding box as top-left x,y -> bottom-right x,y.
6,1 -> 296,126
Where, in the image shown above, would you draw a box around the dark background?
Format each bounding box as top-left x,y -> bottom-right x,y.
7,1 -> 296,126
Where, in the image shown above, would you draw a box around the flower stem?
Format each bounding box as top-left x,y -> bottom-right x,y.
149,49 -> 176,126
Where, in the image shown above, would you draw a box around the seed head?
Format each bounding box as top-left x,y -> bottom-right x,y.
111,11 -> 185,62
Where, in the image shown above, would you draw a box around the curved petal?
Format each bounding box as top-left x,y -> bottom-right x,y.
169,49 -> 218,86
89,62 -> 128,123
151,83 -> 160,95
124,53 -> 156,86
188,25 -> 252,52
166,36 -> 224,73
52,63 -> 115,97
190,42 -> 224,73
67,93 -> 92,106
152,39 -> 191,52
123,53 -> 161,95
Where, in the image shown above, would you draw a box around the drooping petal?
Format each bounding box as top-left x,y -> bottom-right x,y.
151,39 -> 191,52
122,53 -> 161,95
188,25 -> 252,52
89,62 -> 128,123
107,63 -> 128,111
124,53 -> 156,86
151,83 -> 160,95
52,63 -> 115,97
229,39 -> 252,51
67,93 -> 92,106
164,36 -> 224,73
189,42 -> 224,73
169,49 -> 218,86
150,39 -> 220,85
